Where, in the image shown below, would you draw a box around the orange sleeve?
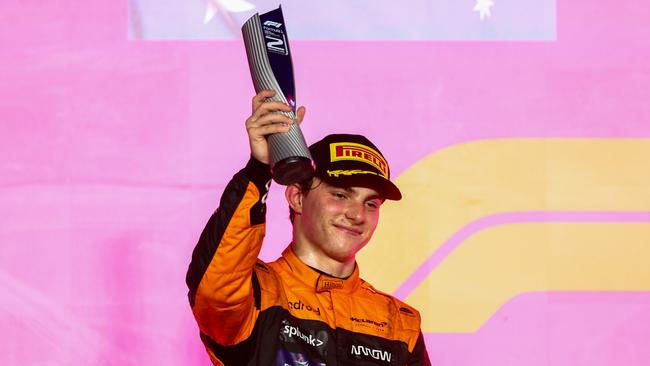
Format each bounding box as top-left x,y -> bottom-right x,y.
186,157 -> 271,345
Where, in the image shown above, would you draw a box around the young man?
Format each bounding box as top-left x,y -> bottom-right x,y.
186,91 -> 431,365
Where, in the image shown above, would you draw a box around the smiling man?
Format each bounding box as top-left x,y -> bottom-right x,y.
186,90 -> 431,365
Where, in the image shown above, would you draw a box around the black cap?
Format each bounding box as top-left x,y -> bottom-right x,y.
308,134 -> 402,200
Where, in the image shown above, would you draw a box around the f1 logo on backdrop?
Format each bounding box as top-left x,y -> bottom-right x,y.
359,139 -> 650,332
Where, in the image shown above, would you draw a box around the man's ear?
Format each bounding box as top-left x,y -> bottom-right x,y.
285,183 -> 304,214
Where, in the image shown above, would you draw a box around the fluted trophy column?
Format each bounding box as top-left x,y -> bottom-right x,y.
242,6 -> 314,185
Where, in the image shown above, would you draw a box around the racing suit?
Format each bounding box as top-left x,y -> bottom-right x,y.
186,158 -> 431,365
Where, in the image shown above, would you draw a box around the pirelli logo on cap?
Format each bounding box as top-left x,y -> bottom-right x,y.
330,142 -> 388,179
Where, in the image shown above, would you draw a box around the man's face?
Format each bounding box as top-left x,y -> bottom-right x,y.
296,178 -> 384,263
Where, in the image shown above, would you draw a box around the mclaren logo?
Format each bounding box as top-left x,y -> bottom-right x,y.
351,345 -> 392,363
350,317 -> 388,328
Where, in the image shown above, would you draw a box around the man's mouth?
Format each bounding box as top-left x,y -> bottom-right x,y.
334,224 -> 362,236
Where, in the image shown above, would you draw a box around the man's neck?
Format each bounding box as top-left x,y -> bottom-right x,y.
290,241 -> 356,278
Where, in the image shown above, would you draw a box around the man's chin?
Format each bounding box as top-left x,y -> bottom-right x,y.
327,241 -> 368,261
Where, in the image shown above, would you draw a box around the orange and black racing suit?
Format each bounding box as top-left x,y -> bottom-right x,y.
186,158 -> 431,365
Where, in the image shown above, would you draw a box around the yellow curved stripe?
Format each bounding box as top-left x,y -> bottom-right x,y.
359,139 -> 650,292
408,222 -> 650,332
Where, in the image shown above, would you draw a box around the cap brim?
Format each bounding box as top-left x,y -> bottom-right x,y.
318,173 -> 402,201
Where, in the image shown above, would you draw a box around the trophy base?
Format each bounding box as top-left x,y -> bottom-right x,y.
272,156 -> 314,185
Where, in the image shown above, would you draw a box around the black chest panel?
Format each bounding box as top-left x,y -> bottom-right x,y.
207,306 -> 410,366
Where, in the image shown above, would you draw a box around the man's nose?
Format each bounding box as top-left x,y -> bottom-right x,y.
344,201 -> 365,223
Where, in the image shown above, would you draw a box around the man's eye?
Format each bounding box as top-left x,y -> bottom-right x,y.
333,192 -> 346,199
366,201 -> 379,209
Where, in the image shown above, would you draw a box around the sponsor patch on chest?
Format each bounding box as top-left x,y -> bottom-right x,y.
350,344 -> 393,364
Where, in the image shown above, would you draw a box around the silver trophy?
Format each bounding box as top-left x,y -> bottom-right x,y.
242,6 -> 314,185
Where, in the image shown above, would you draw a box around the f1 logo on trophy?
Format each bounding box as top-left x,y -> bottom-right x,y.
242,6 -> 314,185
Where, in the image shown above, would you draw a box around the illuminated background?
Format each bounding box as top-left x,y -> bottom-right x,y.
2,0 -> 649,364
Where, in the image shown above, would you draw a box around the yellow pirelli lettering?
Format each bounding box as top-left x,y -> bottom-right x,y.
330,142 -> 388,178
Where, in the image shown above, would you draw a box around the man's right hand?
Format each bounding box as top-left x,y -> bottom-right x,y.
245,90 -> 306,165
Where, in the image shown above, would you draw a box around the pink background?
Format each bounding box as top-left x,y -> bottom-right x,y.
2,0 -> 650,365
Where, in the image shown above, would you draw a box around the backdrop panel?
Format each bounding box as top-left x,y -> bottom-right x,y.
1,1 -> 649,365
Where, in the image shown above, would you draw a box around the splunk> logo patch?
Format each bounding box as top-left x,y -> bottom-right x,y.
282,325 -> 326,347
351,345 -> 392,363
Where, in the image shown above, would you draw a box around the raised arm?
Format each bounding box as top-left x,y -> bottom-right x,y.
186,91 -> 305,346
